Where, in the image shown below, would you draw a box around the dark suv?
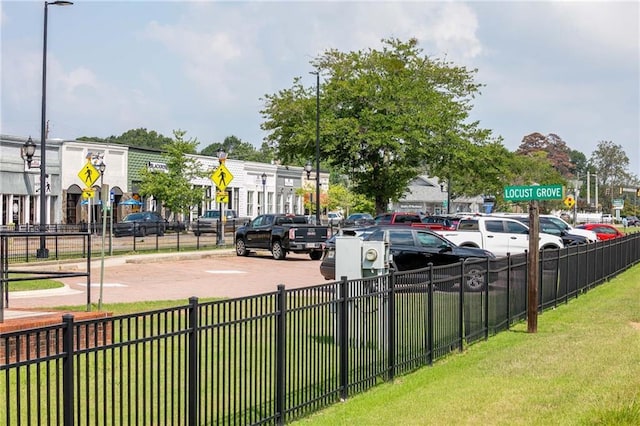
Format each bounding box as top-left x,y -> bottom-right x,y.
113,212 -> 166,237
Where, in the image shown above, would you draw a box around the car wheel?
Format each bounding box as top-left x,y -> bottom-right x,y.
465,267 -> 485,292
272,240 -> 286,260
158,228 -> 164,237
139,227 -> 147,237
236,239 -> 248,256
309,251 -> 322,260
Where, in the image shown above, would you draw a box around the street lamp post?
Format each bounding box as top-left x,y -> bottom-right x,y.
37,0 -> 73,258
308,70 -> 321,225
261,173 -> 267,214
97,159 -> 106,311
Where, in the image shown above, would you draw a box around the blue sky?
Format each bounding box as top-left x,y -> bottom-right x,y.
2,1 -> 638,176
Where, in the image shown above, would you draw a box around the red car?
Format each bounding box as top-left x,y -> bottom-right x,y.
576,223 -> 624,241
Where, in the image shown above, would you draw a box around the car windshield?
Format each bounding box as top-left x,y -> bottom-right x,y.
123,213 -> 145,221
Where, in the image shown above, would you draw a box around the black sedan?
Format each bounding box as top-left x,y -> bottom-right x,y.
113,212 -> 166,237
342,213 -> 376,227
320,225 -> 495,291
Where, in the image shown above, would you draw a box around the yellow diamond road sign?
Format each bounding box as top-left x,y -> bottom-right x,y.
78,162 -> 100,187
563,195 -> 575,208
211,163 -> 233,190
82,189 -> 95,199
216,191 -> 229,204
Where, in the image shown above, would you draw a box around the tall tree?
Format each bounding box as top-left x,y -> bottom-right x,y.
517,133 -> 574,177
261,38 -> 498,214
569,149 -> 590,177
138,130 -> 206,218
590,140 -> 633,187
200,135 -> 273,162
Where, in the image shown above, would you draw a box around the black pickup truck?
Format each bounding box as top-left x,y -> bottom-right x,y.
234,214 -> 330,260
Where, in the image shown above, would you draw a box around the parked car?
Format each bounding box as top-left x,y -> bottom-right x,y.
421,215 -> 461,231
499,216 -> 588,246
327,212 -> 343,225
342,213 -> 375,227
320,225 -> 495,291
113,212 -> 166,237
191,210 -> 250,236
436,216 -> 564,257
625,215 -> 640,226
576,223 -> 625,241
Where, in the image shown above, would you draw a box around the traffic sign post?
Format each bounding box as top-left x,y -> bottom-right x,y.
503,183 -> 566,334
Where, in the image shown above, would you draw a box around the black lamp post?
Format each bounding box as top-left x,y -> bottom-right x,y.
261,172 -> 267,214
37,0 -> 73,258
307,70 -> 321,225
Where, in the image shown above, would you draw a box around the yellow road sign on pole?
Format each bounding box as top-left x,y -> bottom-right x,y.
82,189 -> 95,199
78,161 -> 100,187
216,191 -> 229,204
211,163 -> 233,191
563,195 -> 575,208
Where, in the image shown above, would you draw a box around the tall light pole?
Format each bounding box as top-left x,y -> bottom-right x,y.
310,70 -> 321,225
37,0 -> 73,258
97,158 -> 106,312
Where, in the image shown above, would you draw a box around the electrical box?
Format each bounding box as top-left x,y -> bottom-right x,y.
335,236 -> 365,280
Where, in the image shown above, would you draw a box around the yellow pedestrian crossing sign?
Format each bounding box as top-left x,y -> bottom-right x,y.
78,162 -> 100,187
211,163 -> 233,190
216,191 -> 229,204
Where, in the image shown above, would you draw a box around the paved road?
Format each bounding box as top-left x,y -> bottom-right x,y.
7,249 -> 328,309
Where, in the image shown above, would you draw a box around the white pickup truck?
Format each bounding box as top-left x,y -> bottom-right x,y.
435,216 -> 564,257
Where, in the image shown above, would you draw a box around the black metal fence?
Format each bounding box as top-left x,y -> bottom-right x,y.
0,225 -> 243,265
1,233 -> 639,425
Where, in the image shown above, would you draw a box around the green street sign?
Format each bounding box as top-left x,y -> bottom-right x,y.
504,184 -> 564,202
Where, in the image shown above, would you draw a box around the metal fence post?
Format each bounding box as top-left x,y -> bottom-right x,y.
188,296 -> 199,426
459,260 -> 465,350
275,284 -> 286,425
428,264 -> 434,365
387,269 -> 396,380
484,257 -> 490,340
339,276 -> 348,400
62,314 -> 75,426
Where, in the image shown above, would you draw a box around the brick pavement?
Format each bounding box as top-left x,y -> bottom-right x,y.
4,248 -> 328,312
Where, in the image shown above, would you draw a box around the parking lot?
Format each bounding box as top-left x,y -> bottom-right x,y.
8,250 -> 326,309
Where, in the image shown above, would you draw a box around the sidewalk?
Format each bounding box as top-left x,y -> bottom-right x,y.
1,248 -> 237,325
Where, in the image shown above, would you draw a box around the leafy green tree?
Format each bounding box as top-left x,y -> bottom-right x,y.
569,149 -> 590,177
200,135 -> 274,163
261,38 -> 498,214
104,128 -> 174,150
138,130 -> 207,219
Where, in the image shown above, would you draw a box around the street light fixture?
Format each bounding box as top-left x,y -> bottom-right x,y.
37,0 -> 74,258
22,137 -> 37,168
261,172 -> 267,214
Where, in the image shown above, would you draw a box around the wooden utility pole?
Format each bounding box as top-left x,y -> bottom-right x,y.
527,201 -> 540,333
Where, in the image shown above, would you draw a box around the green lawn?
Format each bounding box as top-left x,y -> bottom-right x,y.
295,264 -> 640,425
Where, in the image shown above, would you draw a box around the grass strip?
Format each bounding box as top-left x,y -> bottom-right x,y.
296,264 -> 640,425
